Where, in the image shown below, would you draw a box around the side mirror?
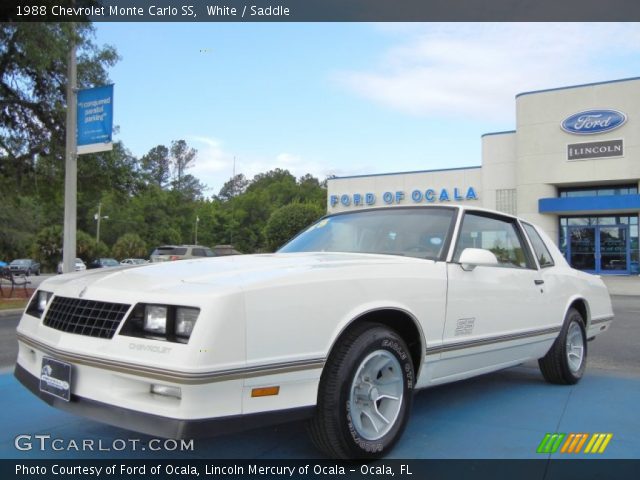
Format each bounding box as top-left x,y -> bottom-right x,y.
459,248 -> 498,271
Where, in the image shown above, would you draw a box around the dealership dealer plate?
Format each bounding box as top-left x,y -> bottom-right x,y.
39,357 -> 72,402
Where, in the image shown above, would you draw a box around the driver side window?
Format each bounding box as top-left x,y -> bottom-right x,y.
453,213 -> 532,269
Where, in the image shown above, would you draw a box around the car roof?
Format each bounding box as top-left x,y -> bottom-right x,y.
327,204 -> 524,222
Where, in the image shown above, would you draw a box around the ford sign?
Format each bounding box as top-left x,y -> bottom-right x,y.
561,110 -> 627,135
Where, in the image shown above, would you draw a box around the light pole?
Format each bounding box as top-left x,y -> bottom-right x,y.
62,24 -> 77,274
194,216 -> 200,244
94,202 -> 109,244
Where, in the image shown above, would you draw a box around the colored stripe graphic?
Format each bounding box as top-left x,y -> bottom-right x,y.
584,433 -> 613,454
538,433 -> 613,454
560,433 -> 588,453
537,433 -> 566,453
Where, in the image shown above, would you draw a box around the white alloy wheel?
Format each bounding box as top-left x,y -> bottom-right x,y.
348,350 -> 404,441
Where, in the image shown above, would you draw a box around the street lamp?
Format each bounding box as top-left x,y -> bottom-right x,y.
94,202 -> 109,244
194,216 -> 200,244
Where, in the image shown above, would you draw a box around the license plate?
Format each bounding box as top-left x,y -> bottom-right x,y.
39,357 -> 72,402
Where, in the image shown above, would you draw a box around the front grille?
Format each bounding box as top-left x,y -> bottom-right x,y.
43,296 -> 131,339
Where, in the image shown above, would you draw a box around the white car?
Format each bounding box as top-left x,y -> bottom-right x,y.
120,258 -> 148,266
56,258 -> 86,274
14,206 -> 613,459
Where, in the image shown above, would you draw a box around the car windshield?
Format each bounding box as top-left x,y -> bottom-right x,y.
102,259 -> 119,266
279,207 -> 456,260
12,259 -> 29,265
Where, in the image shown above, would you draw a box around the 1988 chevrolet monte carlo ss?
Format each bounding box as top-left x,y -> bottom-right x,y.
15,206 -> 613,459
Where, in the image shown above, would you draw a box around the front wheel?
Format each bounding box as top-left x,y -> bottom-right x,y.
538,308 -> 587,385
308,323 -> 414,459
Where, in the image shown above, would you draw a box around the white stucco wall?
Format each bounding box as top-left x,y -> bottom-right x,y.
327,167 -> 483,213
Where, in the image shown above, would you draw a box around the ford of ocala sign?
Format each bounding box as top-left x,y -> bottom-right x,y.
561,110 -> 627,135
330,187 -> 479,208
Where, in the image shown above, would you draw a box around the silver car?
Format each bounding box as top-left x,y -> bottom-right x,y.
150,245 -> 215,262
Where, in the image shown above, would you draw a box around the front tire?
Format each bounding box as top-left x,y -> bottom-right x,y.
308,323 -> 414,459
538,308 -> 587,385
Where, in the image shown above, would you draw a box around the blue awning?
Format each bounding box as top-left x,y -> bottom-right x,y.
539,194 -> 640,214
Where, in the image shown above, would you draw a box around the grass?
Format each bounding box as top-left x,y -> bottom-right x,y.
0,299 -> 28,311
0,287 -> 34,311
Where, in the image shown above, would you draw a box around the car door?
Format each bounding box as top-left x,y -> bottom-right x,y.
433,211 -> 547,381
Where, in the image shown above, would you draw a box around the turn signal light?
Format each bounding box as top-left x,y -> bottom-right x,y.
251,386 -> 280,398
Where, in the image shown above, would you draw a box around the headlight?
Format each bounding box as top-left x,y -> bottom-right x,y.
143,305 -> 168,334
26,290 -> 53,318
175,307 -> 199,337
121,304 -> 200,343
37,291 -> 52,311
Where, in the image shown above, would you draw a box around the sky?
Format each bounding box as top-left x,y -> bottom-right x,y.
94,23 -> 640,197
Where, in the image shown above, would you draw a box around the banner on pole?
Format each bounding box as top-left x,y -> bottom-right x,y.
77,85 -> 114,155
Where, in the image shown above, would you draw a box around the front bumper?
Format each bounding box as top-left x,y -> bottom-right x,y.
14,363 -> 314,439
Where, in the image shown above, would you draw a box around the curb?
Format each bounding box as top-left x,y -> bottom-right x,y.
0,309 -> 23,318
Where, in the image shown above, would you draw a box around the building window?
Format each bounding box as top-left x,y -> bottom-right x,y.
496,189 -> 517,215
559,215 -> 639,274
559,185 -> 638,198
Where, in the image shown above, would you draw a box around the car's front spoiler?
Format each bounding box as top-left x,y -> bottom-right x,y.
14,363 -> 314,439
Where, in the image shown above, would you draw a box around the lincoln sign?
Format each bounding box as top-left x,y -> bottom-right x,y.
567,140 -> 623,161
330,186 -> 479,208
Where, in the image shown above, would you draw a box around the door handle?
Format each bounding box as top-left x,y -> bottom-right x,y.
534,279 -> 544,285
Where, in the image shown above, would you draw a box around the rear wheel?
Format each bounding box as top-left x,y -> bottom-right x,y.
308,323 -> 414,459
538,308 -> 587,385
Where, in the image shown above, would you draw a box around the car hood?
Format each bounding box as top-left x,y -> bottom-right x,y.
40,252 -> 429,298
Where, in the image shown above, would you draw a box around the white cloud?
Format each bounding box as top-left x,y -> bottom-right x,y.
188,136 -> 338,195
241,152 -> 332,183
335,23 -> 640,122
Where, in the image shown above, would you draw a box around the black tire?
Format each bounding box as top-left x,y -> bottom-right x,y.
538,308 -> 587,385
308,322 -> 414,459
35,269 -> 40,276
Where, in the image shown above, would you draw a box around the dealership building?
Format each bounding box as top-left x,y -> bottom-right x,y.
327,77 -> 640,275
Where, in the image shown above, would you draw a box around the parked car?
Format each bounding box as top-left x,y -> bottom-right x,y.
57,258 -> 87,274
15,206 -> 613,459
150,245 -> 215,262
9,259 -> 40,276
120,258 -> 148,266
87,258 -> 120,269
0,260 -> 7,268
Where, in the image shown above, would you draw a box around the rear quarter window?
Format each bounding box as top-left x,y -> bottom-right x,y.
523,223 -> 555,268
191,248 -> 215,257
153,247 -> 187,256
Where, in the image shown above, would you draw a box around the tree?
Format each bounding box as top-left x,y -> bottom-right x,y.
141,145 -> 170,188
34,225 -> 63,271
112,233 -> 147,260
76,230 -> 95,261
0,195 -> 43,260
0,23 -> 118,192
264,203 -> 324,252
216,173 -> 248,202
170,140 -> 197,192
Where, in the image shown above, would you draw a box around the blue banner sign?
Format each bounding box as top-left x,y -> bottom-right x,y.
77,85 -> 114,154
561,109 -> 626,135
330,187 -> 479,208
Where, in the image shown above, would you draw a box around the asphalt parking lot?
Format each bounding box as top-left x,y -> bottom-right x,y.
0,296 -> 638,461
